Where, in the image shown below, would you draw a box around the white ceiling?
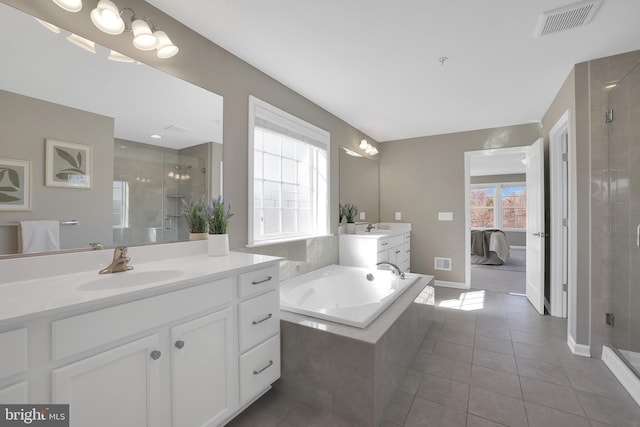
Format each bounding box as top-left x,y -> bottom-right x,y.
469,148 -> 527,177
1,2 -> 223,150
148,0 -> 640,142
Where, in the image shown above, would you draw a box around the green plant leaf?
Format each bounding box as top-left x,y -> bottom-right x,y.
0,169 -> 6,182
60,168 -> 86,174
55,148 -> 79,168
7,168 -> 19,188
0,186 -> 17,192
77,152 -> 83,168
0,192 -> 19,202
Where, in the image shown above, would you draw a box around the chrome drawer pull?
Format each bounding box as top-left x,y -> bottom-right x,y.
253,360 -> 273,375
381,242 -> 388,246
252,313 -> 273,325
251,276 -> 272,285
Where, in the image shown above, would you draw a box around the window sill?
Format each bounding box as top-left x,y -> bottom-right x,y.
246,233 -> 333,248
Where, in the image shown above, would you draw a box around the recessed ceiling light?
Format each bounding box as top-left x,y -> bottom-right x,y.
150,134 -> 162,139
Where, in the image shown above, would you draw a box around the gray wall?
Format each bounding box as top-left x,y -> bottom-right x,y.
470,173 -> 526,247
379,124 -> 541,283
0,89 -> 113,254
339,150 -> 379,223
2,0 -> 379,268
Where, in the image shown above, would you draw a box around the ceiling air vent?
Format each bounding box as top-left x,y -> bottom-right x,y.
534,0 -> 603,38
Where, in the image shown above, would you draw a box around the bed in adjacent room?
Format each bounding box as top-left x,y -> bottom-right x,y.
471,229 -> 510,265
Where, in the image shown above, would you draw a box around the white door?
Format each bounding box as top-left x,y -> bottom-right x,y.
52,335 -> 161,427
171,308 -> 235,427
526,137 -> 545,314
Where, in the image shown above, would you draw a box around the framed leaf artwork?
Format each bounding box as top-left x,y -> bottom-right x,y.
0,157 -> 32,211
46,139 -> 92,189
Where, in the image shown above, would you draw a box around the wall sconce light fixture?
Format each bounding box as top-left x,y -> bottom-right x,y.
51,0 -> 179,59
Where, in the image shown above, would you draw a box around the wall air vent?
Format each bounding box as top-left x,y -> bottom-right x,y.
434,257 -> 451,271
534,0 -> 603,38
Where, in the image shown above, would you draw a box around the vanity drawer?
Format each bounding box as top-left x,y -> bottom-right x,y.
239,334 -> 280,404
239,290 -> 279,353
238,265 -> 279,299
52,278 -> 232,360
0,328 -> 28,379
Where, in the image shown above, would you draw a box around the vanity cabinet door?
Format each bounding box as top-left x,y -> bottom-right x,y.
171,308 -> 235,427
52,335 -> 161,427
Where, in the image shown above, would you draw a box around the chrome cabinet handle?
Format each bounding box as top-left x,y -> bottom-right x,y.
175,340 -> 185,349
252,313 -> 273,325
150,350 -> 162,360
381,242 -> 388,246
253,360 -> 273,375
252,276 -> 272,285
395,250 -> 401,254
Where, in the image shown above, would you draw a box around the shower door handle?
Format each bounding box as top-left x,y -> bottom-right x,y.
637,224 -> 640,248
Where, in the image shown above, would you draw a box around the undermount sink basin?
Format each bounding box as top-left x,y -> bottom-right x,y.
78,270 -> 185,291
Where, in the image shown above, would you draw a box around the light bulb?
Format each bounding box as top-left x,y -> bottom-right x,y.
91,0 -> 124,35
132,19 -> 157,50
359,139 -> 368,149
52,0 -> 82,13
155,31 -> 179,59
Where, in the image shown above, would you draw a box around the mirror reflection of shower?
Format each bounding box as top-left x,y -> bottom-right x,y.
113,140 -> 215,246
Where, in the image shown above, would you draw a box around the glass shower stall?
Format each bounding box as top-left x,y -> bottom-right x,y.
607,62 -> 640,378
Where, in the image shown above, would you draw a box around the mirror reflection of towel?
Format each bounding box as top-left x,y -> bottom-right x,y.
18,220 -> 60,253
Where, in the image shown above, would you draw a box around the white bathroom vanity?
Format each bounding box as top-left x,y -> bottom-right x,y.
0,242 -> 281,427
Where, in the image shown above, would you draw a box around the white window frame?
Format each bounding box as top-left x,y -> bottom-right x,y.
248,96 -> 330,246
470,182 -> 526,231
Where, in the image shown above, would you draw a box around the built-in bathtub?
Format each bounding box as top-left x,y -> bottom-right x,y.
280,264 -> 420,328
277,265 -> 434,427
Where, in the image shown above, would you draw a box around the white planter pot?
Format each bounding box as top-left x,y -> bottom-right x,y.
337,224 -> 346,235
346,223 -> 356,234
189,232 -> 207,241
207,234 -> 229,256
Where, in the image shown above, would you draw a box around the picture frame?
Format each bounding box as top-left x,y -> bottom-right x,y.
0,157 -> 32,211
46,139 -> 92,189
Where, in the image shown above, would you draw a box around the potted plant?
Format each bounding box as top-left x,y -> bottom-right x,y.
182,197 -> 207,240
205,195 -> 234,256
342,203 -> 358,234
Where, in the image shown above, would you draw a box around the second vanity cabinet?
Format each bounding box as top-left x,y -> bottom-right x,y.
340,230 -> 411,272
0,254 -> 280,427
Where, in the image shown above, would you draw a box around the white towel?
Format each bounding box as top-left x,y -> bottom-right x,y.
18,220 -> 60,253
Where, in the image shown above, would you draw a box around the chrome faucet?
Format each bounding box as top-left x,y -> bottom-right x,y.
99,247 -> 133,274
376,261 -> 405,279
365,223 -> 375,232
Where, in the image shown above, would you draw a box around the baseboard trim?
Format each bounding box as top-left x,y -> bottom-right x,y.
602,346 -> 640,406
567,334 -> 591,357
434,280 -> 468,289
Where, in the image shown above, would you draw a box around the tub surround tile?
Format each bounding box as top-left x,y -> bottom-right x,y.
278,278 -> 434,426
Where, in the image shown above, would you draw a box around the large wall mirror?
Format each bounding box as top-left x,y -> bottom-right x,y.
0,2 -> 223,256
339,147 -> 379,224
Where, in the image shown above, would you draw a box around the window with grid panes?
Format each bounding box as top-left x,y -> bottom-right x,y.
249,96 -> 329,245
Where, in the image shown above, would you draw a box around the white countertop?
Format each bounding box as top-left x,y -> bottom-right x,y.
0,251 -> 279,324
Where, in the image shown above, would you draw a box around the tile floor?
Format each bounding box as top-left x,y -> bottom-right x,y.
226,286 -> 640,427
